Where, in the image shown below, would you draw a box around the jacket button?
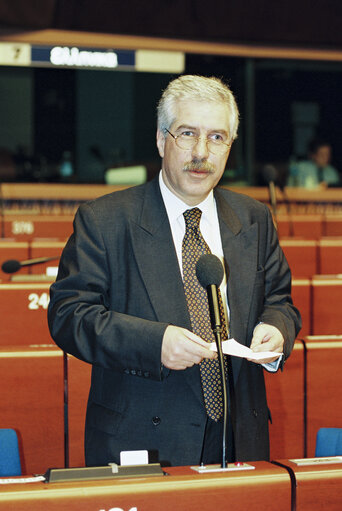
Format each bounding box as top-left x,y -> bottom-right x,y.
152,416 -> 161,426
144,371 -> 150,378
253,409 -> 258,417
130,369 -> 136,375
124,369 -> 130,374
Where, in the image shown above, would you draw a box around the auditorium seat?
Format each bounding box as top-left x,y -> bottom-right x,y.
0,428 -> 21,476
315,427 -> 342,457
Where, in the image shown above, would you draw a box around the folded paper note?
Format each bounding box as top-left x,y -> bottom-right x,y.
209,338 -> 282,362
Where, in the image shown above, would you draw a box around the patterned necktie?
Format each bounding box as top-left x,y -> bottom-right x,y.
182,208 -> 228,421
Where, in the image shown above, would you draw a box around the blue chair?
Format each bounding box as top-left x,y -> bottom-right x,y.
315,428 -> 342,457
0,429 -> 22,476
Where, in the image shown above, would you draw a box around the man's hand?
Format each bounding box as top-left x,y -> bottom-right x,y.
249,323 -> 284,365
161,325 -> 217,370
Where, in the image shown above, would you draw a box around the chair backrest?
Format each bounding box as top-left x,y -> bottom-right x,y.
0,428 -> 22,476
315,427 -> 342,457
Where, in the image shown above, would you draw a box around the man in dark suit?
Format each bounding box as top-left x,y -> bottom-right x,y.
48,75 -> 301,467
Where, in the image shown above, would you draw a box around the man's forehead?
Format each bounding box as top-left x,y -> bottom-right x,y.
171,99 -> 230,130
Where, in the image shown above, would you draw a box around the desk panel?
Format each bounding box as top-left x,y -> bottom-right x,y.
4,216 -> 73,241
0,462 -> 291,511
280,239 -> 318,278
312,278 -> 342,334
0,283 -> 53,345
292,279 -> 311,336
319,238 -> 342,275
0,346 -> 64,474
277,215 -> 323,239
265,341 -> 305,459
29,240 -> 65,275
277,458 -> 342,511
304,336 -> 342,457
67,355 -> 92,468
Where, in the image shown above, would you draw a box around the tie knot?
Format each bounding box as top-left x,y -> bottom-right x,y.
183,208 -> 202,230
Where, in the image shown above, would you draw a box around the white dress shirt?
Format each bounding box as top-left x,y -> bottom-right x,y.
159,171 -> 280,371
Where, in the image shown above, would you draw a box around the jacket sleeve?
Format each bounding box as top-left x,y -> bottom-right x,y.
48,202 -> 168,380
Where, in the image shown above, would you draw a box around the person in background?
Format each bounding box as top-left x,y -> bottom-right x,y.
48,75 -> 301,468
288,138 -> 340,188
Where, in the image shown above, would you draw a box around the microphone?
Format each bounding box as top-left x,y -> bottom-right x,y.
196,253 -> 224,332
262,164 -> 294,236
262,164 -> 278,229
1,256 -> 60,274
196,253 -> 228,468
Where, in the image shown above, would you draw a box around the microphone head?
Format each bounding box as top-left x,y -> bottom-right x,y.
262,164 -> 278,184
1,259 -> 21,274
196,254 -> 224,288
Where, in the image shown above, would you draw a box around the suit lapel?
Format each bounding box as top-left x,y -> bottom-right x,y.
130,179 -> 207,405
130,178 -> 190,328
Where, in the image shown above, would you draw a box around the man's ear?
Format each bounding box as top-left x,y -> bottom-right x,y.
156,129 -> 165,158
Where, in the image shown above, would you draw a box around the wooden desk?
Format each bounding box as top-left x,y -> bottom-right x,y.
265,341 -> 305,460
0,462 -> 291,511
280,239 -> 318,278
3,215 -> 73,241
66,355 -> 92,468
277,458 -> 342,511
0,346 -> 64,475
311,277 -> 342,334
292,279 -> 311,336
277,215 -> 323,239
30,240 -> 65,275
304,336 -> 342,457
0,283 -> 53,345
318,238 -> 342,274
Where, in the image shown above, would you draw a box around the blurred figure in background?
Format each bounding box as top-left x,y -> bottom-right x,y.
288,138 -> 340,188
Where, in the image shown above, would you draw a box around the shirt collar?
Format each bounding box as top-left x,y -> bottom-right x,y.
159,170 -> 217,225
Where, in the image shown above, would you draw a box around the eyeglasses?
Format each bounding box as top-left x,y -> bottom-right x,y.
165,128 -> 231,155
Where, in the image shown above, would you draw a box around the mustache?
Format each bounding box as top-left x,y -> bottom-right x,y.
183,160 -> 215,173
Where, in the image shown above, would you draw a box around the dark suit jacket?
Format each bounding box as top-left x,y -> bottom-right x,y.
48,177 -> 301,466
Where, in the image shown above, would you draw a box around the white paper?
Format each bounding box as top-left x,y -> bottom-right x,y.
0,475 -> 46,484
209,338 -> 282,361
120,450 -> 149,466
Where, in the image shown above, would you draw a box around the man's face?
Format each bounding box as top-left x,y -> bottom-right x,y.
312,145 -> 331,168
156,99 -> 232,206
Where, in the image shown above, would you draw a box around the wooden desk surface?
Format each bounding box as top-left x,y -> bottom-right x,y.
277,458 -> 342,511
0,461 -> 290,511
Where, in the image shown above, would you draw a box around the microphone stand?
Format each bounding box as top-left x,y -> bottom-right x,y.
268,180 -> 278,230
207,284 -> 228,469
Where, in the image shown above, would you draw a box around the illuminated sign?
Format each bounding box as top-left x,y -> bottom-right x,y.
0,42 -> 185,73
31,46 -> 135,69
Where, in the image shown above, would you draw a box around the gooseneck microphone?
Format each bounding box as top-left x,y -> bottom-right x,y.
196,253 -> 228,468
262,164 -> 278,230
1,256 -> 60,274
